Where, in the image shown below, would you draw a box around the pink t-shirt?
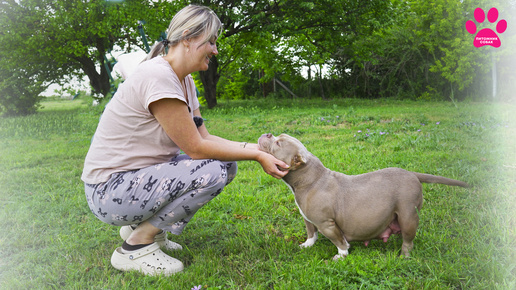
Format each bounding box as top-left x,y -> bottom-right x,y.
81,56 -> 199,184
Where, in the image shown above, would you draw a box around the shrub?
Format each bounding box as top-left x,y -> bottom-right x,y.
0,70 -> 44,116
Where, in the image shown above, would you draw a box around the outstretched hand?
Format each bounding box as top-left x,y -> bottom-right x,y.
256,151 -> 290,179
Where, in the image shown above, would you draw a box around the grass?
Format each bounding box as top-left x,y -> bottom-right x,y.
0,96 -> 515,289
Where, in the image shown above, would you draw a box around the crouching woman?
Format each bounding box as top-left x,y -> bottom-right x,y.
81,5 -> 288,276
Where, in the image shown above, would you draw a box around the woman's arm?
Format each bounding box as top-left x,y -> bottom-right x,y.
193,109 -> 260,149
149,98 -> 289,179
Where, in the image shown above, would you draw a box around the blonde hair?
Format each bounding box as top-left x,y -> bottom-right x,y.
144,5 -> 222,61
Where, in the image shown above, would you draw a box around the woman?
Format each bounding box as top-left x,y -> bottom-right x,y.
81,5 -> 289,276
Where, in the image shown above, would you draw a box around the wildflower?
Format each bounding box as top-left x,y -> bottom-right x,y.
436,122 -> 440,125
379,132 -> 386,135
357,130 -> 362,133
192,286 -> 202,290
417,129 -> 421,132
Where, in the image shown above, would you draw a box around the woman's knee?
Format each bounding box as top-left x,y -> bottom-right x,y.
224,161 -> 238,185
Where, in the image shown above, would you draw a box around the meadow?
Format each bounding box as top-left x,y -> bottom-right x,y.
0,97 -> 515,289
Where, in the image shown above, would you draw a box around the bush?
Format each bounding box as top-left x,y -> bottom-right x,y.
0,70 -> 44,116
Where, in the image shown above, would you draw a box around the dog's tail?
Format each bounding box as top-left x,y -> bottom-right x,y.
413,172 -> 470,188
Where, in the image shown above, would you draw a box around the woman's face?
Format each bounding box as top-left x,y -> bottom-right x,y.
189,35 -> 218,72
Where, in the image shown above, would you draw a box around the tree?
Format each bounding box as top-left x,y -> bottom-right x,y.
0,0 -> 179,115
193,0 -> 390,107
194,0 -> 284,107
2,0 -> 498,116
414,0 -> 491,100
0,66 -> 45,116
335,0 -> 495,100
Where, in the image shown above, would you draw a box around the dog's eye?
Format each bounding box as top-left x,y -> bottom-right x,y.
275,141 -> 281,147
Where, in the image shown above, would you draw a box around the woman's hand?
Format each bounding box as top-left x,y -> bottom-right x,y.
256,151 -> 290,179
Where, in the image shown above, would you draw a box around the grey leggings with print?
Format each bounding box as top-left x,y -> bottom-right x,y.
85,155 -> 237,235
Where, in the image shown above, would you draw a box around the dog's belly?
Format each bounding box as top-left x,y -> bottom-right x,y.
341,218 -> 395,241
344,215 -> 401,242
335,201 -> 399,242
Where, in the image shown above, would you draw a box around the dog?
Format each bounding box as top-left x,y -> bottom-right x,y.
258,133 -> 469,260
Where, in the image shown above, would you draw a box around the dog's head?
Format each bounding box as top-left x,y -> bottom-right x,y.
258,133 -> 309,171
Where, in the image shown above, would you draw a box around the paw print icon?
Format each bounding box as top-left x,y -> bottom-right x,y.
466,7 -> 507,48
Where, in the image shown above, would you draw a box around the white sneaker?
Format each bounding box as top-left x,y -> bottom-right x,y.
111,242 -> 183,276
119,225 -> 183,251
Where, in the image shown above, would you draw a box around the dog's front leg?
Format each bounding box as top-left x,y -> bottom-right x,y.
317,219 -> 350,260
300,218 -> 318,248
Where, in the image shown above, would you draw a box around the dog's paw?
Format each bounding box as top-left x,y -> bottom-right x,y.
299,241 -> 314,248
299,235 -> 317,248
332,248 -> 349,260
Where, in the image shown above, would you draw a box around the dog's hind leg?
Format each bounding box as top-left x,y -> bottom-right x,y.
397,209 -> 420,257
317,219 -> 350,260
300,218 -> 318,248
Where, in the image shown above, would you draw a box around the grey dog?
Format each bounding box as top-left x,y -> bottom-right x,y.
258,133 -> 469,259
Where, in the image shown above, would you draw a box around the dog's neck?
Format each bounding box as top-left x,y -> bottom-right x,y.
283,153 -> 329,192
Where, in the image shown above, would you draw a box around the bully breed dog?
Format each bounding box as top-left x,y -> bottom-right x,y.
258,133 -> 469,260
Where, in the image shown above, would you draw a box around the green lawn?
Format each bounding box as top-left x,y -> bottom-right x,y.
0,97 -> 514,289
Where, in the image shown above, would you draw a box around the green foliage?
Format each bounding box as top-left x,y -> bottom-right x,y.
0,67 -> 44,116
0,0 -> 182,116
1,0 -> 514,115
210,0 -> 392,100
342,0 -> 495,100
416,0 -> 489,97
211,0 -> 507,102
217,69 -> 251,100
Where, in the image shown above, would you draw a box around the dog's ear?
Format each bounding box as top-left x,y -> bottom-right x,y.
290,153 -> 307,169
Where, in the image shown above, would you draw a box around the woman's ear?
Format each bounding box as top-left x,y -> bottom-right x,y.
181,30 -> 190,50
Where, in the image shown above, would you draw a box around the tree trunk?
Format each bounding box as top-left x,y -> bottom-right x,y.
75,55 -> 111,97
199,56 -> 220,109
307,64 -> 312,97
317,64 -> 326,99
258,70 -> 274,98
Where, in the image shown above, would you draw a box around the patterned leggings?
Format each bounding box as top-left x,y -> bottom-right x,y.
84,155 -> 237,235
